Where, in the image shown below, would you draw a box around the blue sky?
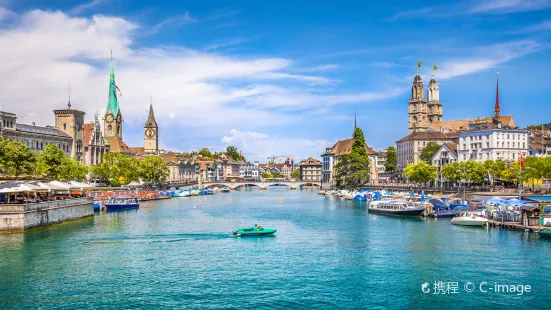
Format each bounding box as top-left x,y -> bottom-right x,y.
1,0 -> 550,161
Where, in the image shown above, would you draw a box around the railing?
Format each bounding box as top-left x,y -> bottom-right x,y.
0,197 -> 93,213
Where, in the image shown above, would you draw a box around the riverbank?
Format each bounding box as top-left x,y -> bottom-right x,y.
1,191 -> 550,309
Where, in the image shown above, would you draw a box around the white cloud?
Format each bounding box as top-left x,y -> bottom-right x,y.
70,0 -> 108,14
511,20 -> 551,33
0,6 -> 13,21
293,64 -> 339,72
469,0 -> 551,14
433,40 -> 545,80
0,9 -> 397,155
391,0 -> 551,20
149,11 -> 196,35
221,129 -> 330,160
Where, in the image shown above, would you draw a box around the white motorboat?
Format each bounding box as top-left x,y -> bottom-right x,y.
178,190 -> 192,197
451,213 -> 489,227
318,191 -> 326,195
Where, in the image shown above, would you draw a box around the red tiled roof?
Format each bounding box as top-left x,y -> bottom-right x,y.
83,124 -> 94,147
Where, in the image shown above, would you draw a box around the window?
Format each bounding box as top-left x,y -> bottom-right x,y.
63,123 -> 67,130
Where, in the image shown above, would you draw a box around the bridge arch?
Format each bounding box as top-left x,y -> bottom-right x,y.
234,183 -> 262,190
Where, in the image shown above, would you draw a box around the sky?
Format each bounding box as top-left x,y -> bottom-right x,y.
1,0 -> 550,162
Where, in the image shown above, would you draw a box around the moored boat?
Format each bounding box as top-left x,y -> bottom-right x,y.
178,190 -> 192,197
233,226 -> 277,237
451,213 -> 488,227
539,230 -> 551,239
104,197 -> 139,211
368,200 -> 424,217
221,188 -> 230,193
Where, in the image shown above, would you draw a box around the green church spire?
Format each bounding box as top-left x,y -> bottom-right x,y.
105,51 -> 120,118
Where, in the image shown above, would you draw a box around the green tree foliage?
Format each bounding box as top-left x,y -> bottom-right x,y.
224,146 -> 245,161
526,122 -> 551,130
0,138 -> 37,179
262,172 -> 273,179
420,142 -> 441,164
441,162 -> 462,182
91,153 -> 139,186
291,168 -> 301,180
198,148 -> 213,158
404,161 -> 437,184
139,155 -> 170,185
36,144 -> 67,179
58,158 -> 89,181
334,127 -> 371,188
272,171 -> 284,179
384,146 -> 397,172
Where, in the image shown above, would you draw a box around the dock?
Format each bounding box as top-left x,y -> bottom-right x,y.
487,220 -> 551,233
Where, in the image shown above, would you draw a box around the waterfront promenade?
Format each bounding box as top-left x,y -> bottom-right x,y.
1,190 -> 550,309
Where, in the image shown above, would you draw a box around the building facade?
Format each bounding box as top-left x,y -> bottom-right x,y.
321,138 -> 379,189
457,125 -> 528,162
54,104 -> 85,163
431,143 -> 458,187
375,152 -> 387,173
0,111 -> 72,156
299,157 -> 322,182
408,74 -> 443,134
82,114 -> 109,166
396,131 -> 456,171
240,161 -> 260,181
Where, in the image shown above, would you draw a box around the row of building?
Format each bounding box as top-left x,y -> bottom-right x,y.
394,72 -> 550,185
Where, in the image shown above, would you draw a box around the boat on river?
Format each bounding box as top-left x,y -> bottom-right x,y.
451,213 -> 488,227
368,200 -> 424,217
104,197 -> 139,211
539,230 -> 551,239
233,226 -> 277,237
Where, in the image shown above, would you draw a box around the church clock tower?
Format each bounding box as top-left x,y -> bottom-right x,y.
408,74 -> 429,133
104,52 -> 123,139
144,103 -> 158,155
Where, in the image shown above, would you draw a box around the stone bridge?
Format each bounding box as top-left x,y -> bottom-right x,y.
181,181 -> 321,190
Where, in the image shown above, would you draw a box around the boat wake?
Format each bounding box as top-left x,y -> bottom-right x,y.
82,233 -> 235,245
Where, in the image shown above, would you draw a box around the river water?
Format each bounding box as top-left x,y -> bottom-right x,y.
1,190 -> 550,309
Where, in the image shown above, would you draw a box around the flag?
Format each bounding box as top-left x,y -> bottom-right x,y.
520,153 -> 526,168
417,61 -> 423,68
487,172 -> 492,183
115,85 -> 123,96
433,65 -> 438,71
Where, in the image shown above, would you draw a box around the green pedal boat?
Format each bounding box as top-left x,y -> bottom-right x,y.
233,227 -> 277,237
539,230 -> 551,239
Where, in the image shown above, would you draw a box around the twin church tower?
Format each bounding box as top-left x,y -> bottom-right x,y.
103,53 -> 159,155
408,73 -> 443,134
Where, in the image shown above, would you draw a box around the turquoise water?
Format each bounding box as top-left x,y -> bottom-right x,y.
1,190 -> 550,309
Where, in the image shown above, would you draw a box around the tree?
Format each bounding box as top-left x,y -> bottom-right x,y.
291,168 -> 301,180
1,139 -> 37,179
272,171 -> 284,178
225,146 -> 245,161
384,146 -> 396,172
36,144 -> 67,179
262,172 -> 273,179
58,158 -> 89,181
91,153 -> 139,186
403,161 -> 437,185
334,127 -> 371,188
441,162 -> 462,183
139,155 -> 169,185
198,148 -> 213,158
420,142 -> 441,164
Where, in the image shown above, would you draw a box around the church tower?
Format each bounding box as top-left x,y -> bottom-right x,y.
144,101 -> 159,155
104,52 -> 123,139
54,86 -> 85,163
494,73 -> 501,118
408,74 -> 429,133
427,76 -> 443,125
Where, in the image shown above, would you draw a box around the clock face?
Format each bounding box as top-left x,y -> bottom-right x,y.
76,123 -> 81,131
106,114 -> 114,122
146,128 -> 156,138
